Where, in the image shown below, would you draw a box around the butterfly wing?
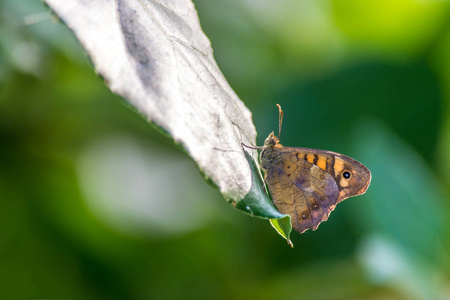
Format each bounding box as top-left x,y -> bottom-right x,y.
263,147 -> 370,233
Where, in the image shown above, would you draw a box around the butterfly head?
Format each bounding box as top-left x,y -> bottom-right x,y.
260,132 -> 282,170
264,132 -> 280,147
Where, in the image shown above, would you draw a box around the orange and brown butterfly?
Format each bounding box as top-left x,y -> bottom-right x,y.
250,105 -> 371,234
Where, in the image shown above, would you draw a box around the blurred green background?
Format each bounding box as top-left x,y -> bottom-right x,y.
1,0 -> 450,299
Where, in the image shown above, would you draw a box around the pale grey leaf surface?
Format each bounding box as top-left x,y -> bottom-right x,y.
44,0 -> 258,201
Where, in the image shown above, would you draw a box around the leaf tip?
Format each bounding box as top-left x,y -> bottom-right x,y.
287,239 -> 294,248
269,217 -> 292,245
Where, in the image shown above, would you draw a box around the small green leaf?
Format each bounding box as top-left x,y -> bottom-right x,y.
270,218 -> 293,247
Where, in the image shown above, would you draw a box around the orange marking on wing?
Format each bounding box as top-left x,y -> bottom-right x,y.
339,177 -> 349,187
317,156 -> 327,171
334,157 -> 345,177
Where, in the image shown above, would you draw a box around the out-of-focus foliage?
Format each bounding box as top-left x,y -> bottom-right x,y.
0,0 -> 449,299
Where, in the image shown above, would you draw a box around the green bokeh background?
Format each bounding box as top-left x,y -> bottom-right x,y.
1,0 -> 450,299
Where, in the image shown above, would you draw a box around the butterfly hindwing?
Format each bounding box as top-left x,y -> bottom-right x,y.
264,151 -> 341,233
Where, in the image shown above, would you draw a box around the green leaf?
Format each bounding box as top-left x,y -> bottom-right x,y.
269,218 -> 293,247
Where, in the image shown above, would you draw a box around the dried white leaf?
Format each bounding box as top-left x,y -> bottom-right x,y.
44,0 -> 257,201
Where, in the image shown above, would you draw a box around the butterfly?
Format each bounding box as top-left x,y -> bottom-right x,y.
251,105 -> 371,234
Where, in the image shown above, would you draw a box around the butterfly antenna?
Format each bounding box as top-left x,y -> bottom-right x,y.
276,104 -> 283,138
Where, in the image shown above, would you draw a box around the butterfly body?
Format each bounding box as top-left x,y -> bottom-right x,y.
260,131 -> 371,234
